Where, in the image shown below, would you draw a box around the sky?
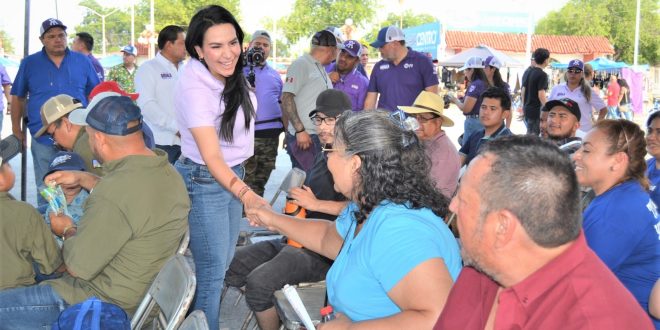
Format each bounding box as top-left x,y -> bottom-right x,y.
0,0 -> 570,56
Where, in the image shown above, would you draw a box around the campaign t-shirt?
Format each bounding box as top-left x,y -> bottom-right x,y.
647,158 -> 660,207
521,67 -> 548,119
464,79 -> 488,116
582,180 -> 660,320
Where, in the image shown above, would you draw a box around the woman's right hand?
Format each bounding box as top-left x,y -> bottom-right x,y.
244,193 -> 277,230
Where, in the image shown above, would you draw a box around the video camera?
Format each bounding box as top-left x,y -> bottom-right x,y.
244,46 -> 265,87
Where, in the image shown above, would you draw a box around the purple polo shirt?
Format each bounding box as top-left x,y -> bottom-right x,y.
0,64 -> 11,113
326,63 -> 369,111
243,63 -> 283,131
175,59 -> 256,167
368,48 -> 438,111
87,53 -> 105,81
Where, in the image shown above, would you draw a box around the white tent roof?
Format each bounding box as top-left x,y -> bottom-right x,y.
438,45 -> 523,68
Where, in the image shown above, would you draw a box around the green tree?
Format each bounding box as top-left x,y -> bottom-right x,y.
361,10 -> 437,57
0,30 -> 14,54
279,0 -> 378,46
75,0 -> 241,56
535,0 -> 660,65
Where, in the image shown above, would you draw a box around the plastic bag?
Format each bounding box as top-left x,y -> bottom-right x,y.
40,182 -> 69,216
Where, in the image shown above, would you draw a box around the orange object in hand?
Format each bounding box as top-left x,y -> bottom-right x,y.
284,198 -> 306,248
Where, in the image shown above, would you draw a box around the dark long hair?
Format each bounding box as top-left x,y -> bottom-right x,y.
491,68 -> 507,90
469,68 -> 488,84
185,5 -> 254,143
334,110 -> 449,224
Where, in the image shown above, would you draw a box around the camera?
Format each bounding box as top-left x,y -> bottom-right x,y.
244,46 -> 265,67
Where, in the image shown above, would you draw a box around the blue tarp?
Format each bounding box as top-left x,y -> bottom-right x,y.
98,54 -> 123,69
0,57 -> 20,68
551,57 -> 628,71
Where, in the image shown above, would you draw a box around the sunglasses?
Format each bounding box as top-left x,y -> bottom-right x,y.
567,68 -> 583,74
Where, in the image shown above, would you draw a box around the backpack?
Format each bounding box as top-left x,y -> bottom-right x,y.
52,296 -> 130,330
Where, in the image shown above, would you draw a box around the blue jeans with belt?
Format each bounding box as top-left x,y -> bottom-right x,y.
0,284 -> 69,329
175,157 -> 244,330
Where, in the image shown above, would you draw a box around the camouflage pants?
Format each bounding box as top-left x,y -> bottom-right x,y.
244,136 -> 279,197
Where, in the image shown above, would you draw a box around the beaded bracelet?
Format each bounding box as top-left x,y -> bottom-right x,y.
238,185 -> 252,202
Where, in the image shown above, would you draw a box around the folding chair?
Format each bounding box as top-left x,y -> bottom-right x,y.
178,310 -> 209,330
130,255 -> 196,330
177,228 -> 190,255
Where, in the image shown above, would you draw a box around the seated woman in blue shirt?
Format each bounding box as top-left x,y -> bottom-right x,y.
573,119 -> 660,326
246,110 -> 462,329
645,111 -> 660,206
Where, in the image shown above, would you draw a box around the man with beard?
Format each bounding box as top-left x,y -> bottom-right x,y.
434,135 -> 653,329
542,98 -> 582,154
327,40 -> 369,111
225,89 -> 350,330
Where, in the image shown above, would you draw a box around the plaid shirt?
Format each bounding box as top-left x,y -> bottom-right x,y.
107,64 -> 138,93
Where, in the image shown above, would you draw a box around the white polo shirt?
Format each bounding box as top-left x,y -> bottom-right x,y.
135,52 -> 182,146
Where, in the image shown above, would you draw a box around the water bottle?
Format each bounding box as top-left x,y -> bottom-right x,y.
320,306 -> 336,323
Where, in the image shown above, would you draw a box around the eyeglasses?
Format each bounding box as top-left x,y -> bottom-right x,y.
311,116 -> 337,126
321,143 -> 342,154
567,69 -> 583,74
411,114 -> 439,124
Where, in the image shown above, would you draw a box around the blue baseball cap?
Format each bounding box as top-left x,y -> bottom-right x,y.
81,95 -> 143,136
568,59 -> 584,71
120,45 -> 137,56
44,151 -> 86,180
341,40 -> 362,58
370,26 -> 405,49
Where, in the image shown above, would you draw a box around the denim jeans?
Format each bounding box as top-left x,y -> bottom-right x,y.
225,238 -> 332,312
175,157 -> 244,330
155,144 -> 182,164
461,117 -> 483,146
0,284 -> 69,329
31,138 -> 60,208
619,108 -> 633,121
607,106 -> 619,119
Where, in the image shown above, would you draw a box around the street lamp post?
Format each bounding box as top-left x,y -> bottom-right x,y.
79,5 -> 119,57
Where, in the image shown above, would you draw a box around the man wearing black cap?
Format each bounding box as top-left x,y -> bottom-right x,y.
226,89 -> 350,330
281,30 -> 339,172
10,18 -> 100,208
542,98 -> 582,153
0,96 -> 190,327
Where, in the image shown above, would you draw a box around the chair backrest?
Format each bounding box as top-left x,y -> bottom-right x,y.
130,255 -> 196,330
178,310 -> 209,330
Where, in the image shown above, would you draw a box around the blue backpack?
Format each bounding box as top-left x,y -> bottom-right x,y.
52,296 -> 130,330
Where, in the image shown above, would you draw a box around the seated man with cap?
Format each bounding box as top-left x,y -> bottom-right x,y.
400,91 -> 460,198
0,135 -> 63,291
459,87 -> 513,167
225,89 -> 350,330
0,96 -> 190,328
542,98 -> 582,154
35,81 -> 153,177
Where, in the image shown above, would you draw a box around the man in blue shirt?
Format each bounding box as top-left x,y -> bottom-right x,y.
364,26 -> 438,111
243,30 -> 284,197
326,40 -> 369,111
10,18 -> 99,207
459,87 -> 512,166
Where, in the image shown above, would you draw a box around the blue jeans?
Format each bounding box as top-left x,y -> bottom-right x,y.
607,106 -> 619,119
0,284 -> 69,329
618,107 -> 633,121
31,139 -> 59,208
461,117 -> 483,146
175,157 -> 244,330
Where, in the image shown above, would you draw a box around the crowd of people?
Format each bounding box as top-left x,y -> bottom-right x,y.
0,4 -> 658,330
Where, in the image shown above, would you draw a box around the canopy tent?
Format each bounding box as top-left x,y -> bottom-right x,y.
0,56 -> 20,68
99,54 -> 123,69
551,57 -> 628,72
437,45 -> 523,68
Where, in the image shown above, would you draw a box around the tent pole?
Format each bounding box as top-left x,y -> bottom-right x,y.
21,0 -> 30,201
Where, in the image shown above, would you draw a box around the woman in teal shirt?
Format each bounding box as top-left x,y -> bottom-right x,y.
247,110 -> 462,329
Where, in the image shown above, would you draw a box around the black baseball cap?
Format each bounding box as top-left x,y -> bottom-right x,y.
311,30 -> 342,48
543,98 -> 581,121
309,90 -> 352,118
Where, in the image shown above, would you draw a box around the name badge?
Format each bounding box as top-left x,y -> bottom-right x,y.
380,64 -> 390,70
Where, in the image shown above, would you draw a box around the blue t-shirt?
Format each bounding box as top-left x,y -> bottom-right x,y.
11,48 -> 100,145
583,180 -> 660,320
464,79 -> 489,116
458,124 -> 512,166
326,202 -> 462,322
368,48 -> 438,112
647,158 -> 660,207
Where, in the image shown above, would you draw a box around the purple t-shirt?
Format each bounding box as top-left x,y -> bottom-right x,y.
175,59 -> 256,166
368,48 -> 438,111
0,64 -> 11,112
243,64 -> 283,131
326,63 -> 369,111
464,79 -> 488,116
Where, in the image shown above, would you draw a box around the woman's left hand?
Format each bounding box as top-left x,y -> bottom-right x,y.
317,313 -> 353,330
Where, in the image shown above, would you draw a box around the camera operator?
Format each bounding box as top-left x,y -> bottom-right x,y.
241,30 -> 284,197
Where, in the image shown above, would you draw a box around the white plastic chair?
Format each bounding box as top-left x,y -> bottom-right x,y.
178,310 -> 209,330
130,254 -> 196,330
